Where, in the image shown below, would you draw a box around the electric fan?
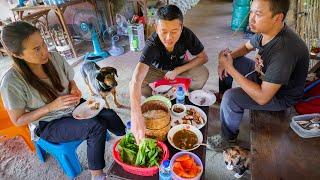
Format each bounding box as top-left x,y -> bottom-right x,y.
102,26 -> 124,57
17,0 -> 25,7
73,9 -> 109,62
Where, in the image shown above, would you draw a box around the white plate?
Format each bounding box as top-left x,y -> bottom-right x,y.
152,85 -> 177,100
72,97 -> 105,120
189,90 -> 216,106
170,105 -> 207,129
167,124 -> 203,151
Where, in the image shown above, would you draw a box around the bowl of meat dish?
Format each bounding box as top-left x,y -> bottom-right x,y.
171,103 -> 187,117
171,105 -> 207,129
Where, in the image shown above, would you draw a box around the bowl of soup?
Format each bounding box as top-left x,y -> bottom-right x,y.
167,124 -> 203,151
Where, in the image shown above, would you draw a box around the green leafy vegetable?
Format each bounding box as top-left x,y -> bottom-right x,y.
117,133 -> 163,167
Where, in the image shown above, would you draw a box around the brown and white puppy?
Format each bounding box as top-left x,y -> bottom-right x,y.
81,61 -> 123,108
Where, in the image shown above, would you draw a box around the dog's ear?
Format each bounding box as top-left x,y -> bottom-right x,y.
94,62 -> 100,70
101,67 -> 118,77
96,72 -> 104,82
111,67 -> 118,77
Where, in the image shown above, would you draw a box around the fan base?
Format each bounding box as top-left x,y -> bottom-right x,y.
108,46 -> 124,57
84,51 -> 109,62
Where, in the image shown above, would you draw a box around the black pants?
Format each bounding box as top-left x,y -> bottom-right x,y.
36,99 -> 126,170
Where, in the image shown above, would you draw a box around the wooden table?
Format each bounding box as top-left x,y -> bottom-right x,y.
10,0 -> 97,58
250,111 -> 320,180
107,100 -> 209,180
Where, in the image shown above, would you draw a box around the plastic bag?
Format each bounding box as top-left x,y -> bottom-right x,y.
149,78 -> 192,99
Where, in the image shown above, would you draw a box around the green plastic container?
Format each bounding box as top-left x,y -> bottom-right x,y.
233,0 -> 251,7
231,5 -> 250,31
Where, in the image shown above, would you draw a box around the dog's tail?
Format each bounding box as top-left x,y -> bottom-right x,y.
80,63 -> 87,80
81,61 -> 101,81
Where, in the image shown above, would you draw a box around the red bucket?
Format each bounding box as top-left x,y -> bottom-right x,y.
112,139 -> 169,176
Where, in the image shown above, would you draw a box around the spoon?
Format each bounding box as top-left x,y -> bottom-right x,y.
310,118 -> 320,124
193,143 -> 214,151
303,118 -> 320,128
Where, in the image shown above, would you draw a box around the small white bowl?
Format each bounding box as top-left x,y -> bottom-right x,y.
171,103 -> 186,117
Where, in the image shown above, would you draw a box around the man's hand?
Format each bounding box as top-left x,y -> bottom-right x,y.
254,54 -> 264,74
218,49 -> 232,80
131,114 -> 146,145
129,63 -> 149,144
218,51 -> 234,72
164,70 -> 178,80
218,63 -> 228,80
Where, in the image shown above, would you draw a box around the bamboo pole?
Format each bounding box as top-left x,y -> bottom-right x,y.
296,0 -> 319,49
295,0 -> 320,70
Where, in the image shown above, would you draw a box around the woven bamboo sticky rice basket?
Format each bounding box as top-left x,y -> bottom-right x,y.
141,100 -> 171,141
145,122 -> 171,141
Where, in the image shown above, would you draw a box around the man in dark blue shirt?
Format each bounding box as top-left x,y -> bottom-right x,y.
129,5 -> 209,144
209,0 -> 309,151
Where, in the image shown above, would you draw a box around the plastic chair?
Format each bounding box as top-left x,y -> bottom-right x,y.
0,96 -> 35,152
35,139 -> 83,179
35,131 -> 111,179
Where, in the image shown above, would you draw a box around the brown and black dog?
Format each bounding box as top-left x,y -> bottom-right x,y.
81,61 -> 123,108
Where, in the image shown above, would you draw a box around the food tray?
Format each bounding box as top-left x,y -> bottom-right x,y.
290,113 -> 320,138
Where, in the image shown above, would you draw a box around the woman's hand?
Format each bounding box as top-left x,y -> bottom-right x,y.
47,95 -> 80,112
69,81 -> 82,97
70,87 -> 82,104
70,87 -> 82,97
69,80 -> 82,105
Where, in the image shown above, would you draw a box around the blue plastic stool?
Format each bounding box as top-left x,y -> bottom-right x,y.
35,139 -> 83,179
35,131 -> 111,179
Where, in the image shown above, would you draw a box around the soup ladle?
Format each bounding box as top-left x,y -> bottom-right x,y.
193,143 -> 214,151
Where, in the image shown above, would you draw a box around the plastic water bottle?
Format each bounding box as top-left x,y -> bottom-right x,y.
49,0 -> 57,5
126,121 -> 131,134
56,0 -> 64,5
159,160 -> 171,180
43,0 -> 50,5
176,85 -> 185,104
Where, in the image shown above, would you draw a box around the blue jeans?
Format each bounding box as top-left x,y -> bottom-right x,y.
219,57 -> 288,140
37,99 -> 126,170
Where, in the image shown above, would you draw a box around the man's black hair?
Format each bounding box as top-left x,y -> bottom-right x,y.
157,4 -> 183,23
259,0 -> 290,20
